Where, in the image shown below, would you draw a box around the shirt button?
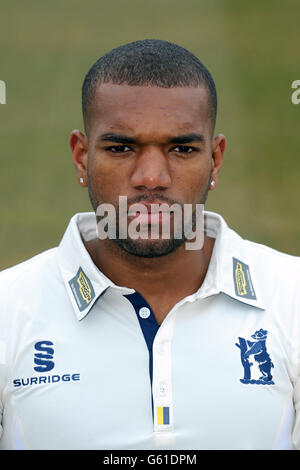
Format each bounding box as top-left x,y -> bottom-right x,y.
158,383 -> 168,396
139,307 -> 151,319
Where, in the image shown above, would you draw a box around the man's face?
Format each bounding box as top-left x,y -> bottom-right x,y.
74,83 -> 225,257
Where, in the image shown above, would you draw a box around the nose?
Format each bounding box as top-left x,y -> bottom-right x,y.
130,147 -> 172,191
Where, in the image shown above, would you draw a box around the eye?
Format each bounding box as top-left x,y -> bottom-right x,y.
105,145 -> 132,153
172,145 -> 198,154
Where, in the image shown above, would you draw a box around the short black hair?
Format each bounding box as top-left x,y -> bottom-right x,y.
82,39 -> 217,135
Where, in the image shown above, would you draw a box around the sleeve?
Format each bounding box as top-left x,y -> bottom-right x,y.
0,283 -> 11,445
0,396 -> 3,440
291,271 -> 300,449
293,381 -> 300,448
0,340 -> 6,441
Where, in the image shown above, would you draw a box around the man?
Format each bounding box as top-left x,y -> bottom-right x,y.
0,39 -> 299,450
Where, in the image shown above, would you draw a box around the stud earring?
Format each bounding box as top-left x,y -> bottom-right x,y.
79,177 -> 84,184
210,179 -> 216,188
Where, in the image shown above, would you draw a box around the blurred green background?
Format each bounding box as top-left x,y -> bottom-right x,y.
1,0 -> 299,269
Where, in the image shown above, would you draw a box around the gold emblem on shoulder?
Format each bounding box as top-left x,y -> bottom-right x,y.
77,271 -> 93,304
235,262 -> 247,296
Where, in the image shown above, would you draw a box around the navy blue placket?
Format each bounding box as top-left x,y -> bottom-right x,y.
124,291 -> 160,417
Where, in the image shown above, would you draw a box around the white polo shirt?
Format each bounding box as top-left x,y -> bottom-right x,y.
0,211 -> 300,450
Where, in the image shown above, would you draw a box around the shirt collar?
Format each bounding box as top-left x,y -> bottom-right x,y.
57,212 -> 134,320
57,211 -> 265,320
195,211 -> 265,310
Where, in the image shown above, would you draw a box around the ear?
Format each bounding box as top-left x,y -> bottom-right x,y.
210,134 -> 226,189
70,129 -> 88,187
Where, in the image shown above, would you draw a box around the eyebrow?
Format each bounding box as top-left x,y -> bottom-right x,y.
97,132 -> 205,145
169,133 -> 205,144
99,133 -> 136,144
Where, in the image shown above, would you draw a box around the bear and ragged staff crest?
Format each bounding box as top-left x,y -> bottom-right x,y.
236,328 -> 274,385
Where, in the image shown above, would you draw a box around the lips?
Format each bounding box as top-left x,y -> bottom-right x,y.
127,202 -> 172,223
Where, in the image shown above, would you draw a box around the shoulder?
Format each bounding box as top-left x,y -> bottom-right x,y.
241,237 -> 300,300
0,248 -> 60,298
244,237 -> 300,270
0,249 -> 61,384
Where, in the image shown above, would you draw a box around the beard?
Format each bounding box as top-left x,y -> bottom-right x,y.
87,169 -> 211,259
113,221 -> 186,258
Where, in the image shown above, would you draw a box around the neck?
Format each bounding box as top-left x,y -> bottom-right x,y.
85,236 -> 215,322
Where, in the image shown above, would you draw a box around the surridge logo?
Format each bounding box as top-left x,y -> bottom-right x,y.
12,340 -> 80,388
77,270 -> 92,304
34,340 -> 54,372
